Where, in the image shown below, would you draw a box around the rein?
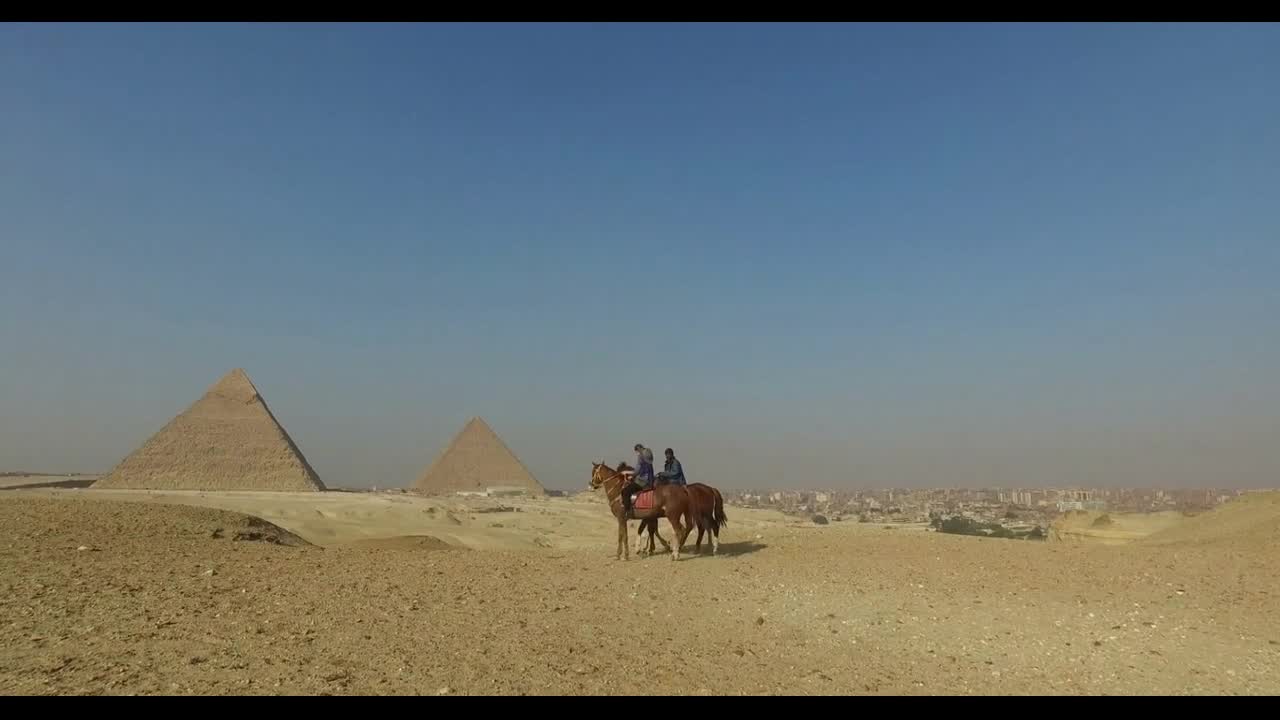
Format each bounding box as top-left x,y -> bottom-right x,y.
594,464 -> 623,493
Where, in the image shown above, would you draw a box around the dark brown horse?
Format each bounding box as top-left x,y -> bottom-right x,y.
616,462 -> 727,555
686,482 -> 728,554
589,462 -> 693,561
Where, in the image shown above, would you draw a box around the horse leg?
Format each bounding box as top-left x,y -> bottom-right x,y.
648,519 -> 670,554
650,518 -> 663,555
667,512 -> 689,562
634,520 -> 646,557
617,517 -> 628,560
641,517 -> 667,554
636,517 -> 661,557
653,526 -> 672,554
634,520 -> 648,557
639,519 -> 669,554
710,522 -> 720,555
693,492 -> 709,553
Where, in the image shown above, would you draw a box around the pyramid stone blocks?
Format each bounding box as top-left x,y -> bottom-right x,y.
413,417 -> 544,496
92,369 -> 326,492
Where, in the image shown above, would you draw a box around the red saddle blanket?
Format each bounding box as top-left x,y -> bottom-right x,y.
632,489 -> 656,512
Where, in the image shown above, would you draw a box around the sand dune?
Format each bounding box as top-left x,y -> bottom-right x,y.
1143,492 -> 1280,548
2,489 -> 1278,695
1048,510 -> 1188,545
1048,493 -> 1280,549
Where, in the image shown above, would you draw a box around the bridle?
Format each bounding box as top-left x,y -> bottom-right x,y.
590,463 -> 630,510
591,462 -> 623,488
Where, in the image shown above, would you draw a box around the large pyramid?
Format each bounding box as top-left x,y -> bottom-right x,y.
93,369 -> 326,492
412,417 -> 545,495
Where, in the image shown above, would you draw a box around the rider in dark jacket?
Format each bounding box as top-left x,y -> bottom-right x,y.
657,448 -> 686,486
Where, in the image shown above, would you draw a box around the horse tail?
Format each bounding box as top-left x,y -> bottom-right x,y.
713,489 -> 728,531
690,485 -> 710,531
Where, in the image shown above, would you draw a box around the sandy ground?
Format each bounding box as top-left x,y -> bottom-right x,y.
1,489 -> 1278,695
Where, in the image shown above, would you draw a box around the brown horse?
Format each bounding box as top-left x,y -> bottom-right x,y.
616,462 -> 727,555
589,462 -> 692,561
614,462 -> 672,556
686,482 -> 728,554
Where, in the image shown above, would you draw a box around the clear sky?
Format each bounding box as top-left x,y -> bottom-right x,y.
2,23 -> 1277,491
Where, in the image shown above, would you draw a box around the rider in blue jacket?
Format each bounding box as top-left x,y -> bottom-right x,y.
622,443 -> 655,516
657,447 -> 686,486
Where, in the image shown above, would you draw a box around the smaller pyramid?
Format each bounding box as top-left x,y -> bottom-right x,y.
413,417 -> 545,495
93,369 -> 326,492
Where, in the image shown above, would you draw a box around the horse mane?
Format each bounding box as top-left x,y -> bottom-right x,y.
616,461 -> 634,473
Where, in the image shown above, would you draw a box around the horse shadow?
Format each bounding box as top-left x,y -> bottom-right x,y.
685,540 -> 767,558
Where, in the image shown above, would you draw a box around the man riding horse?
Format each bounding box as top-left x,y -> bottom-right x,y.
589,460 -> 693,561
657,447 -> 686,486
617,449 -> 725,556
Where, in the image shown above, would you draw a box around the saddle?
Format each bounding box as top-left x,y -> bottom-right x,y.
631,489 -> 656,512
622,489 -> 660,519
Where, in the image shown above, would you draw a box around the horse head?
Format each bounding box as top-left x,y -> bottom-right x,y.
589,461 -> 613,490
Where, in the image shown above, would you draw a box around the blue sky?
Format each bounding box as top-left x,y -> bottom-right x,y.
2,23 -> 1277,490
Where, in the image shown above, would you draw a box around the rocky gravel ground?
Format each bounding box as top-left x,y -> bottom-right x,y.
1,495 -> 1277,695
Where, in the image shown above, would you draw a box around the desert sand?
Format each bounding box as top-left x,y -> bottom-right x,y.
2,487 -> 1278,695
